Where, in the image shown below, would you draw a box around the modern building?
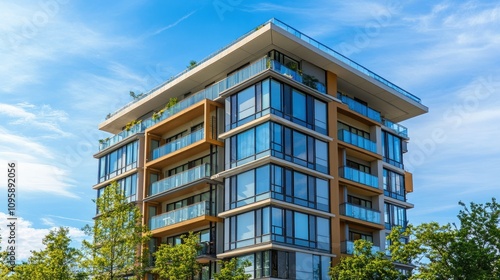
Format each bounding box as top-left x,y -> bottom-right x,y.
93,19 -> 427,279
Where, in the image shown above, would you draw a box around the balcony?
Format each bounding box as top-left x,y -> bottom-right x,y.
382,118 -> 408,138
197,241 -> 216,264
341,240 -> 381,255
99,57 -> 268,151
149,201 -> 213,231
270,60 -> 326,94
149,164 -> 211,197
337,94 -> 381,123
338,129 -> 377,153
339,166 -> 379,189
340,202 -> 381,224
151,129 -> 204,161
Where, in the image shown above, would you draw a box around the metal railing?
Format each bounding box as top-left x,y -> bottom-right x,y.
338,129 -> 377,153
340,202 -> 381,224
149,164 -> 210,196
149,201 -> 212,230
269,18 -> 421,103
341,240 -> 381,255
339,166 -> 379,189
337,93 -> 381,122
151,129 -> 204,160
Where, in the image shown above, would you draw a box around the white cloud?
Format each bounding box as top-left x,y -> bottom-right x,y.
0,212 -> 86,261
0,103 -> 71,138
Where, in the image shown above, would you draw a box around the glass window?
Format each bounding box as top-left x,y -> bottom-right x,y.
296,252 -> 312,280
256,122 -> 270,153
316,179 -> 329,212
256,165 -> 270,195
237,212 -> 255,245
294,212 -> 309,240
237,129 -> 255,160
292,90 -> 306,121
262,79 -> 270,109
316,217 -> 330,250
315,141 -> 328,173
293,172 -> 308,206
293,131 -> 307,161
314,99 -> 327,132
271,79 -> 282,110
237,86 -> 255,121
237,170 -> 254,204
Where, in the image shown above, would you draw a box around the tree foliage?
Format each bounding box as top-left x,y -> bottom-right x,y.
388,198 -> 500,280
81,181 -> 150,279
214,258 -> 251,280
329,239 -> 406,280
3,227 -> 84,279
152,232 -> 201,280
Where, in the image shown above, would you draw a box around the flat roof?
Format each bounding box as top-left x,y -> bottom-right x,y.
99,19 -> 428,134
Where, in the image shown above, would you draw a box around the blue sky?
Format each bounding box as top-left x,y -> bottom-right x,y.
0,0 -> 499,259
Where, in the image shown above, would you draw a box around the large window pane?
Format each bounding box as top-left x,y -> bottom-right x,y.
293,172 -> 308,205
315,141 -> 328,172
262,79 -> 270,109
256,165 -> 270,195
237,170 -> 255,203
237,129 -> 255,160
292,90 -> 306,121
314,99 -> 327,131
237,212 -> 255,242
271,79 -> 281,110
294,212 -> 309,240
293,131 -> 307,160
256,122 -> 270,153
238,86 -> 255,120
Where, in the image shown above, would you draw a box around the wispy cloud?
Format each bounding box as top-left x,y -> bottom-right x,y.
0,103 -> 71,137
142,10 -> 197,39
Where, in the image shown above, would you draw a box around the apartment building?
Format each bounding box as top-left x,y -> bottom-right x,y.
93,19 -> 427,279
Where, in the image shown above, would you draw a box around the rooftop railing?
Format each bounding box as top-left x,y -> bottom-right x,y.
269,18 -> 421,103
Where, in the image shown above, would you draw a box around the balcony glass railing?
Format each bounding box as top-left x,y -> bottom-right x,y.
340,202 -> 381,224
149,164 -> 210,196
269,18 -> 421,104
338,129 -> 377,153
270,60 -> 326,94
382,118 -> 408,138
99,57 -> 268,151
341,240 -> 381,255
337,94 -> 381,122
149,201 -> 212,230
151,129 -> 204,161
339,166 -> 379,189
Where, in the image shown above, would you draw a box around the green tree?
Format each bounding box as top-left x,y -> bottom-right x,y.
329,239 -> 406,280
2,227 -> 84,279
388,198 -> 500,280
152,232 -> 201,280
214,258 -> 251,280
82,181 -> 150,279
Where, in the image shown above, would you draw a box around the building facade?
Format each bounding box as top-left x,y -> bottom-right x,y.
93,19 -> 427,279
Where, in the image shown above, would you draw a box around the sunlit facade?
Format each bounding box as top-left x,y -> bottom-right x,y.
93,19 -> 427,279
